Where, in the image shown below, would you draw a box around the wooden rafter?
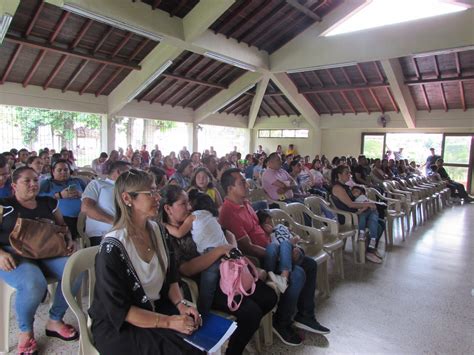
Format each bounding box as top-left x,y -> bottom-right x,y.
326,69 -> 338,86
25,1 -> 45,37
5,36 -> 141,70
43,55 -> 68,89
328,92 -> 343,114
341,67 -> 352,85
459,82 -> 466,111
439,83 -> 448,111
240,2 -> 288,43
23,50 -> 46,87
151,79 -> 177,103
454,52 -> 461,76
161,73 -> 227,89
340,91 -> 356,114
259,104 -> 271,117
237,2 -> 286,43
300,82 -> 389,94
311,71 -> 323,87
314,93 -> 331,115
170,0 -> 187,17
170,84 -> 197,106
355,89 -> 369,114
93,27 -> 114,54
213,0 -> 252,33
162,82 -> 188,104
356,64 -> 368,84
226,0 -> 272,38
373,61 -> 384,83
95,67 -> 123,96
412,57 -> 421,80
261,99 -> 279,116
268,95 -> 290,116
299,72 -> 311,87
420,85 -> 431,111
286,0 -> 321,21
62,59 -> 89,92
71,19 -> 93,49
111,32 -> 133,58
80,64 -> 106,95
385,87 -> 399,112
49,12 -> 70,44
406,76 -> 474,86
433,56 -> 440,78
369,88 -> 384,113
1,44 -> 23,84
305,94 -> 321,115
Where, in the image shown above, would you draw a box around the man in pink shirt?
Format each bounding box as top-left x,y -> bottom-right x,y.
219,168 -> 330,346
262,153 -> 297,201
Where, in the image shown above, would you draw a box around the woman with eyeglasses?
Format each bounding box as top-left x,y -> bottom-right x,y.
89,169 -> 203,355
331,165 -> 385,264
39,159 -> 86,240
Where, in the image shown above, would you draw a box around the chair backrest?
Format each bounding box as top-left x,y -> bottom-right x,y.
62,246 -> 99,355
304,195 -> 325,216
283,203 -> 306,225
77,212 -> 88,239
249,188 -> 267,203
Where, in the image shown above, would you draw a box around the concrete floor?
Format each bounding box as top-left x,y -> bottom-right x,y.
6,203 -> 474,354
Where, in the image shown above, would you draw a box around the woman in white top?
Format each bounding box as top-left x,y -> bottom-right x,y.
89,169 -> 203,355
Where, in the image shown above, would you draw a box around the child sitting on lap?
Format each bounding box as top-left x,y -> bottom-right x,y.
256,210 -> 305,294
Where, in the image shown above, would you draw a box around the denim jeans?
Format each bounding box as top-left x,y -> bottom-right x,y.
274,256 -> 317,327
0,247 -> 82,332
198,248 -> 221,315
264,240 -> 293,274
358,209 -> 385,250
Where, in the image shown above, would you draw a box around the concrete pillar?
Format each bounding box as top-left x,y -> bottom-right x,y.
101,114 -> 116,153
249,129 -> 256,155
192,123 -> 199,152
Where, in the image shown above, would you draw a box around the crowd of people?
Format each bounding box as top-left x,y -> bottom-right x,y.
0,142 -> 471,354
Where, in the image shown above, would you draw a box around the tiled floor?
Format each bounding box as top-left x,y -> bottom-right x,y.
5,203 -> 474,354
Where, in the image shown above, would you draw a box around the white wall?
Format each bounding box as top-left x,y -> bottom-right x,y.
252,115 -> 321,156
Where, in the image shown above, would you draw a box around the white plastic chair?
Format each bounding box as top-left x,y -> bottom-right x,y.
283,202 -> 345,279
62,246 -> 100,355
304,196 -> 358,264
0,278 -> 57,354
268,209 -> 331,296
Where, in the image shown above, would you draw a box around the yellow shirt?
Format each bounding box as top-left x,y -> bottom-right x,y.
286,149 -> 297,156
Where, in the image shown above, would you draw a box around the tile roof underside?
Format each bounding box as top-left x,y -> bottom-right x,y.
210,0 -> 342,54
289,61 -> 399,115
399,50 -> 474,111
0,0 -> 158,96
135,0 -> 200,18
219,80 -> 301,117
135,51 -> 246,110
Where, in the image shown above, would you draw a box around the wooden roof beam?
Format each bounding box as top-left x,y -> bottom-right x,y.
213,0 -> 252,33
355,89 -> 369,114
25,0 -> 45,37
439,83 -> 448,111
4,36 -> 141,70
340,91 -> 356,114
70,19 -> 92,49
420,84 -> 431,112
22,50 -> 46,87
62,59 -> 89,92
299,82 -> 389,94
314,93 -> 331,115
79,64 -> 106,94
285,0 -> 321,22
459,82 -> 466,111
405,76 -> 474,85
161,73 -> 227,89
43,55 -> 68,89
369,88 -> 384,113
1,44 -> 22,84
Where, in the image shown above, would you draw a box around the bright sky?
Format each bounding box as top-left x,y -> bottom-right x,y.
324,0 -> 468,36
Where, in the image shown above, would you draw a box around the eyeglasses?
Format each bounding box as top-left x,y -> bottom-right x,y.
128,189 -> 160,197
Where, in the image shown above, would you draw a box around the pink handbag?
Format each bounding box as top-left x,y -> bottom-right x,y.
219,256 -> 258,311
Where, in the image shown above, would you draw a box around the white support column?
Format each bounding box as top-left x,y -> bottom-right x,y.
248,75 -> 270,129
381,59 -> 417,128
101,114 -> 116,153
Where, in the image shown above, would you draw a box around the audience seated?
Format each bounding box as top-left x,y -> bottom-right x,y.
91,152 -> 108,175
188,167 -> 223,208
169,159 -> 193,190
435,158 -> 473,203
262,153 -> 300,203
160,184 -> 277,355
0,154 -> 12,198
219,168 -> 330,346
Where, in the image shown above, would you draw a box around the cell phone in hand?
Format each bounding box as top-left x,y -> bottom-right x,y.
67,185 -> 77,192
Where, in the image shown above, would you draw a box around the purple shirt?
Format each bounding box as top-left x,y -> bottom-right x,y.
262,168 -> 294,200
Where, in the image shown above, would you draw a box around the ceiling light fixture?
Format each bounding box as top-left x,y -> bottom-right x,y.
286,61 -> 357,74
0,14 -> 13,45
212,84 -> 256,114
412,45 -> 474,58
63,3 -> 163,42
127,60 -> 173,102
204,52 -> 257,72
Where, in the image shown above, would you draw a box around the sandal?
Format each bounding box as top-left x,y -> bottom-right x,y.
17,337 -> 38,355
45,323 -> 79,341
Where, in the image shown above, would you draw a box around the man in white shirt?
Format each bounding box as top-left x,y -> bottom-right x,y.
81,161 -> 131,245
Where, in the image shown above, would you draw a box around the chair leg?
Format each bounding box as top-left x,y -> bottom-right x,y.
336,248 -> 344,280
351,235 -> 357,264
317,261 -> 330,297
262,312 -> 273,346
253,328 -> 262,353
401,217 -> 405,241
0,284 -> 15,354
358,239 -> 366,264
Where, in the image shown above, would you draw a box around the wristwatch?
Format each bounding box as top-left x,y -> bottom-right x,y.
174,299 -> 190,307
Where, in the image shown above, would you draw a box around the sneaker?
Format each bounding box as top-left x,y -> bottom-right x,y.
293,315 -> 330,335
368,237 -> 377,249
358,231 -> 366,242
268,271 -> 288,294
366,252 -> 382,264
272,323 -> 302,346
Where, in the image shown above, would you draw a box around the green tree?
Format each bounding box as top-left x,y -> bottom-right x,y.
13,107 -> 101,146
